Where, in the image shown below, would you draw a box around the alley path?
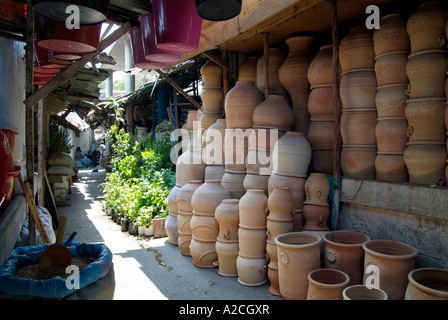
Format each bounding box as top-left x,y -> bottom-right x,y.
58,168 -> 281,300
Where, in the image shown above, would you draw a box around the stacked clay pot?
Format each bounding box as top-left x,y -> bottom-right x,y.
215,199 -> 240,277
302,173 -> 330,232
307,44 -> 335,174
176,147 -> 206,187
373,14 -> 410,182
279,36 -> 316,135
204,119 -> 226,182
339,25 -> 378,179
222,128 -> 248,199
404,2 -> 448,186
237,189 -> 268,286
238,56 -> 259,84
190,180 -> 231,268
176,181 -> 203,256
166,184 -> 181,245
256,47 -> 287,96
200,60 -> 224,131
266,187 -> 294,296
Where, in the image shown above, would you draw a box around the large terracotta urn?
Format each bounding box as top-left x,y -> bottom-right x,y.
375,153 -> 409,183
176,148 -> 206,186
252,95 -> 295,132
279,36 -> 316,109
308,45 -> 333,87
225,80 -> 264,129
341,109 -> 378,146
340,69 -> 378,110
238,56 -> 259,83
374,51 -> 409,87
215,199 -> 240,241
373,14 -> 410,56
239,189 -> 268,229
339,26 -> 375,72
306,268 -> 350,300
304,173 -> 330,207
201,60 -> 223,87
375,84 -> 408,118
275,232 -> 322,300
238,227 -> 267,258
201,86 -> 224,113
406,1 -> 448,54
221,172 -> 246,199
363,239 -> 418,300
405,98 -> 446,143
268,173 -> 306,213
375,118 -> 408,153
190,212 -> 220,242
405,268 -> 448,300
191,180 -> 231,215
308,85 -> 334,121
256,47 -> 287,95
341,146 -> 377,179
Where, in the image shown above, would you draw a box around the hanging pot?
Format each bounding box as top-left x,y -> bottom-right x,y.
129,27 -> 166,70
152,0 -> 203,52
53,54 -> 82,61
195,0 -> 241,21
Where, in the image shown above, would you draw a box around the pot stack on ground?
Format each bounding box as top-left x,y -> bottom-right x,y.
200,60 -> 224,132
302,173 -> 330,232
204,119 -> 226,183
307,44 -> 335,174
373,14 -> 410,182
339,25 -> 378,179
404,1 -> 448,186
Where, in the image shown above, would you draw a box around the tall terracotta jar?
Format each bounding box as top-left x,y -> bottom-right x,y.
304,173 -> 330,207
339,26 -> 375,73
375,153 -> 409,183
191,180 -> 231,216
340,69 -> 378,110
190,211 -> 220,242
405,98 -> 446,143
225,80 -> 264,129
176,148 -> 206,186
341,109 -> 378,146
375,118 -> 408,153
215,199 -> 240,241
302,204 -> 330,231
275,232 -> 322,300
267,187 -> 294,221
375,84 -> 407,118
238,227 -> 267,258
343,285 -> 388,300
308,121 -> 334,150
204,165 -> 225,182
279,36 -> 316,109
268,173 -> 306,213
201,60 -> 223,87
306,268 -> 350,300
374,51 -> 409,87
236,255 -> 268,286
252,95 -> 295,132
407,1 -> 448,54
323,230 -> 370,285
256,47 -> 287,95
204,119 -> 226,166
308,85 -> 334,121
406,50 -> 448,99
243,173 -> 269,196
405,268 -> 448,300
308,45 -> 333,87
363,239 -> 418,300
341,146 -> 377,179
373,14 -> 410,56
215,238 -> 239,277
238,56 -> 259,83
271,131 -> 312,178
221,172 -> 246,199
239,189 -> 268,229
223,128 -> 249,173
201,86 -> 224,113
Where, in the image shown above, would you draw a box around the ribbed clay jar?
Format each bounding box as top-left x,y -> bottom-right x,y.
406,1 -> 448,54
308,121 -> 334,150
405,98 -> 446,143
201,60 -> 223,87
308,85 -> 334,121
341,109 -> 378,146
308,45 -> 333,87
221,172 -> 246,200
375,84 -> 408,118
215,199 -> 240,241
201,86 -> 224,113
267,187 -> 294,221
306,268 -> 350,300
405,268 -> 448,300
225,80 -> 265,129
341,146 -> 377,179
375,118 -> 408,153
268,173 -> 306,213
339,26 -> 375,72
238,227 -> 267,258
189,237 -> 218,268
373,14 -> 410,56
340,69 -> 378,110
238,56 -> 259,83
363,239 -> 418,300
239,189 -> 268,229
256,47 -> 287,94
375,153 -> 409,183
374,51 -> 409,87
252,95 -> 295,132
304,173 -> 330,207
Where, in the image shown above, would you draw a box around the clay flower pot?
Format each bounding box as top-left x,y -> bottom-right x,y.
302,204 -> 330,231
339,26 -> 375,72
374,51 -> 409,87
341,146 -> 377,179
340,69 -> 378,110
375,153 -> 409,183
256,47 -> 287,94
275,232 -> 322,300
221,172 -> 246,199
304,173 -> 330,207
268,173 -> 306,213
201,60 -> 223,87
239,189 -> 268,229
215,238 -> 239,277
308,45 -> 334,87
215,199 -> 240,241
236,255 -> 267,286
343,285 -> 388,300
308,85 -> 334,121
375,84 -> 408,118
267,187 -> 294,221
362,239 -> 418,300
373,14 -> 410,56
201,86 -> 224,113
323,230 -> 370,285
306,268 -> 350,300
375,118 -> 408,153
405,268 -> 448,300
238,56 -> 259,83
405,98 -> 446,143
341,109 -> 378,146
252,95 -> 294,132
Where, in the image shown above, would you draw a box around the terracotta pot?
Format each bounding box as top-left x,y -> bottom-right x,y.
243,173 -> 269,196
363,239 -> 418,300
187,110 -> 198,131
339,26 -> 375,72
268,267 -> 281,296
257,47 -> 287,94
308,45 -> 333,87
341,109 -> 378,146
200,111 -> 222,130
343,285 -> 388,300
245,149 -> 271,175
238,56 -> 259,83
239,189 -> 268,229
292,107 -> 311,137
406,50 -> 448,99
224,128 -> 249,173
165,214 -> 179,245
407,1 -> 448,54
375,118 -> 408,153
405,268 -> 448,300
341,146 -> 377,179
405,98 -> 446,143
323,230 -> 370,285
266,239 -> 278,268
304,173 -> 330,207
267,187 -> 294,221
308,85 -> 334,121
248,128 -> 284,152
238,227 -> 267,258
178,231 -> 192,256
373,14 -> 410,56
306,268 -> 350,300
236,255 -> 268,286
303,204 -> 330,231
266,220 -> 293,242
191,180 -> 231,214
279,36 -> 315,109
190,212 -> 219,242
177,210 -> 193,234
168,185 -> 181,215
375,84 -> 408,118
201,60 -> 223,87
205,118 -> 226,164
403,142 -> 447,185
204,165 -> 225,182
340,69 -> 378,110
176,149 -> 206,186
221,172 -> 246,200
215,199 -> 240,241
215,239 -> 239,277
201,86 -> 224,113
311,149 -> 334,175
268,174 -> 306,213
374,51 -> 409,87
253,95 -> 294,132
308,121 -> 334,151
271,131 -> 312,178
190,237 -> 218,268
275,232 -> 322,300
177,181 -> 203,214
375,153 -> 409,183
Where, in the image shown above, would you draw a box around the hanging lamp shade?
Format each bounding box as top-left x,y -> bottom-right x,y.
129,27 -> 166,70
151,0 -> 203,53
139,13 -> 182,63
195,0 -> 242,21
31,0 -> 110,26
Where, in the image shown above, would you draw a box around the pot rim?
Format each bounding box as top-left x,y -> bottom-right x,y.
341,68 -> 376,77
275,231 -> 322,249
323,230 -> 370,248
362,239 -> 418,260
408,268 -> 448,298
375,50 -> 409,59
342,284 -> 388,300
408,49 -> 448,59
307,268 -> 351,287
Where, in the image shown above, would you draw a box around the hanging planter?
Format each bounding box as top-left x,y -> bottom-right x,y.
129,27 -> 166,70
32,0 -> 110,26
151,0 -> 203,53
139,13 -> 182,63
195,0 -> 241,21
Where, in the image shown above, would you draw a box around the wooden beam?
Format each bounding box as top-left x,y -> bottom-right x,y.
155,70 -> 202,110
263,33 -> 270,98
201,51 -> 229,70
24,21 -> 132,109
221,50 -> 229,98
37,97 -> 46,207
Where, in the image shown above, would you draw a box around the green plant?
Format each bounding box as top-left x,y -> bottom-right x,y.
47,119 -> 74,156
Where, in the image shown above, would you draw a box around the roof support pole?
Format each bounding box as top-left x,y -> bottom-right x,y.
263,32 -> 270,99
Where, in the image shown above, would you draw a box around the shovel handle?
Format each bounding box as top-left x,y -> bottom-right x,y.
56,216 -> 67,245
